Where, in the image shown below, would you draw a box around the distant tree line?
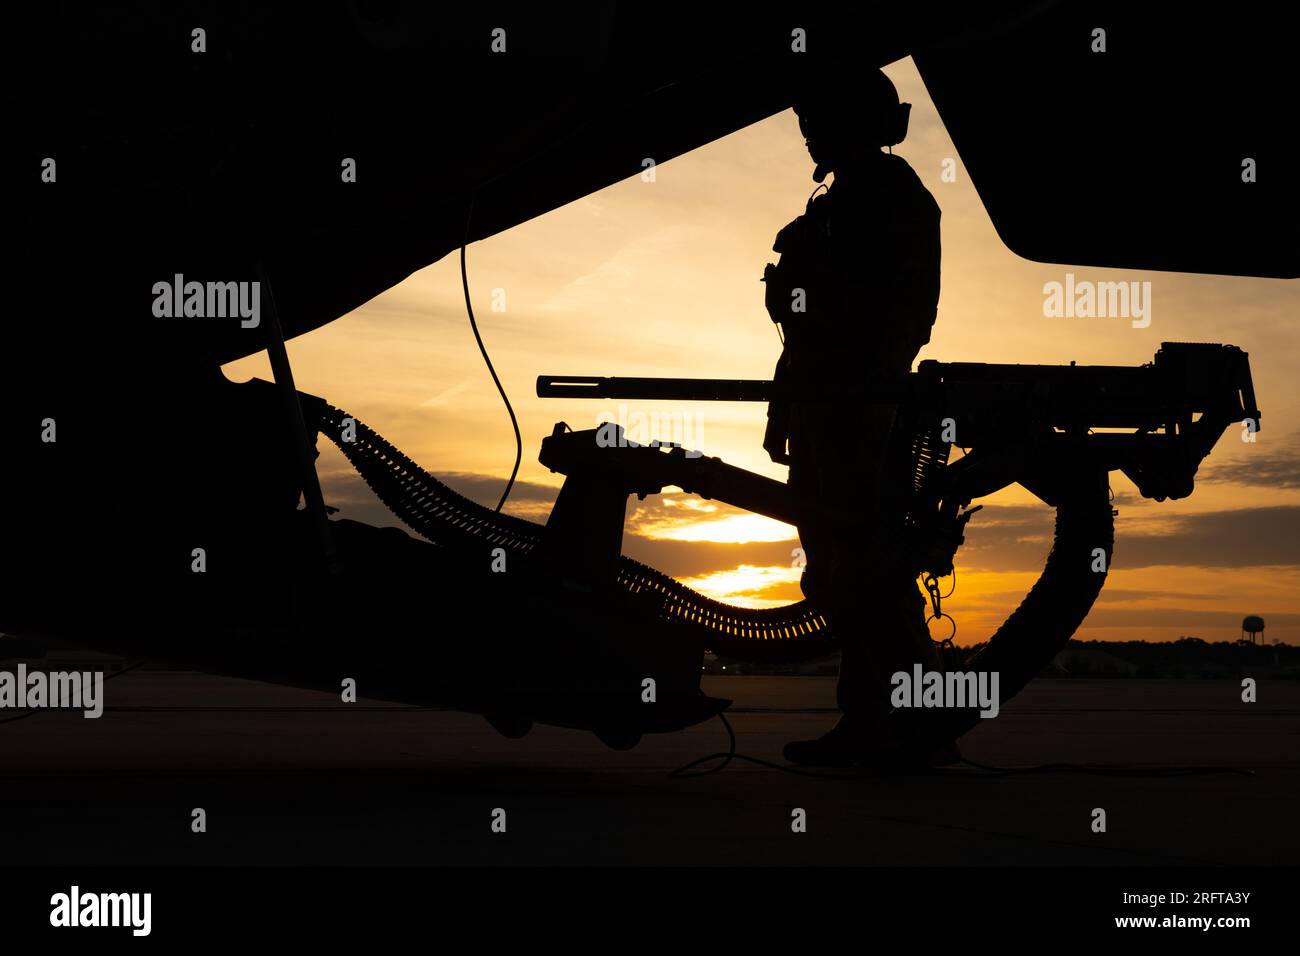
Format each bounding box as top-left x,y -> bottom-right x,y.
711,638 -> 1299,678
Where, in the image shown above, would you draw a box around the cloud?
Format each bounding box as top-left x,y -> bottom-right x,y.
437,471 -> 558,506
969,586 -> 1228,607
318,468 -> 559,529
1118,506 -> 1300,569
959,503 -> 1300,572
621,535 -> 803,580
1198,438 -> 1300,489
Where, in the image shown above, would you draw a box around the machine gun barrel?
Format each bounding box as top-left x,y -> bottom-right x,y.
536,374 -> 916,405
536,375 -> 777,402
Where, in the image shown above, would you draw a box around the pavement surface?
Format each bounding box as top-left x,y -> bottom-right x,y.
2,673 -> 1296,865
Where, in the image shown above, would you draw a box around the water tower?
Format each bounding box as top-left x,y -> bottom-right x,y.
1242,615 -> 1265,645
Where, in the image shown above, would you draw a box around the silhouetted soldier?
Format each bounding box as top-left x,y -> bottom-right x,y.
762,64 -> 943,767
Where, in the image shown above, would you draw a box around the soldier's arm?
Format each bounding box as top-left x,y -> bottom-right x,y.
883,193 -> 942,358
764,349 -> 793,465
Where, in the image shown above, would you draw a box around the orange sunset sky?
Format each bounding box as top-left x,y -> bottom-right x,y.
225,58 -> 1300,647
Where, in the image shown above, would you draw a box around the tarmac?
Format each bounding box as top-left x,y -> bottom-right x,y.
2,672 -> 1296,865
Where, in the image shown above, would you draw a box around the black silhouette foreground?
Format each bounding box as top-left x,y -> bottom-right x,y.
0,341 -> 1261,762
6,4 -> 1291,776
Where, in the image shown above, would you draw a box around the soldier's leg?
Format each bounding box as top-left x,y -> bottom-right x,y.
829,541 -> 883,719
832,540 -> 931,712
788,403 -> 833,605
789,402 -> 874,703
828,402 -> 912,719
785,403 -> 954,766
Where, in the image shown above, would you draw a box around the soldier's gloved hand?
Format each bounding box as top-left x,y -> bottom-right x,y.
762,262 -> 788,326
763,414 -> 791,465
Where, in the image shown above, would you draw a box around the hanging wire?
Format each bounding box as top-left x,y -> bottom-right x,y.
460,194 -> 521,513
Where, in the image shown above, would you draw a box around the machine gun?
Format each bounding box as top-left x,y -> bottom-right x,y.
536,343 -> 1260,746
537,342 -> 1259,583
